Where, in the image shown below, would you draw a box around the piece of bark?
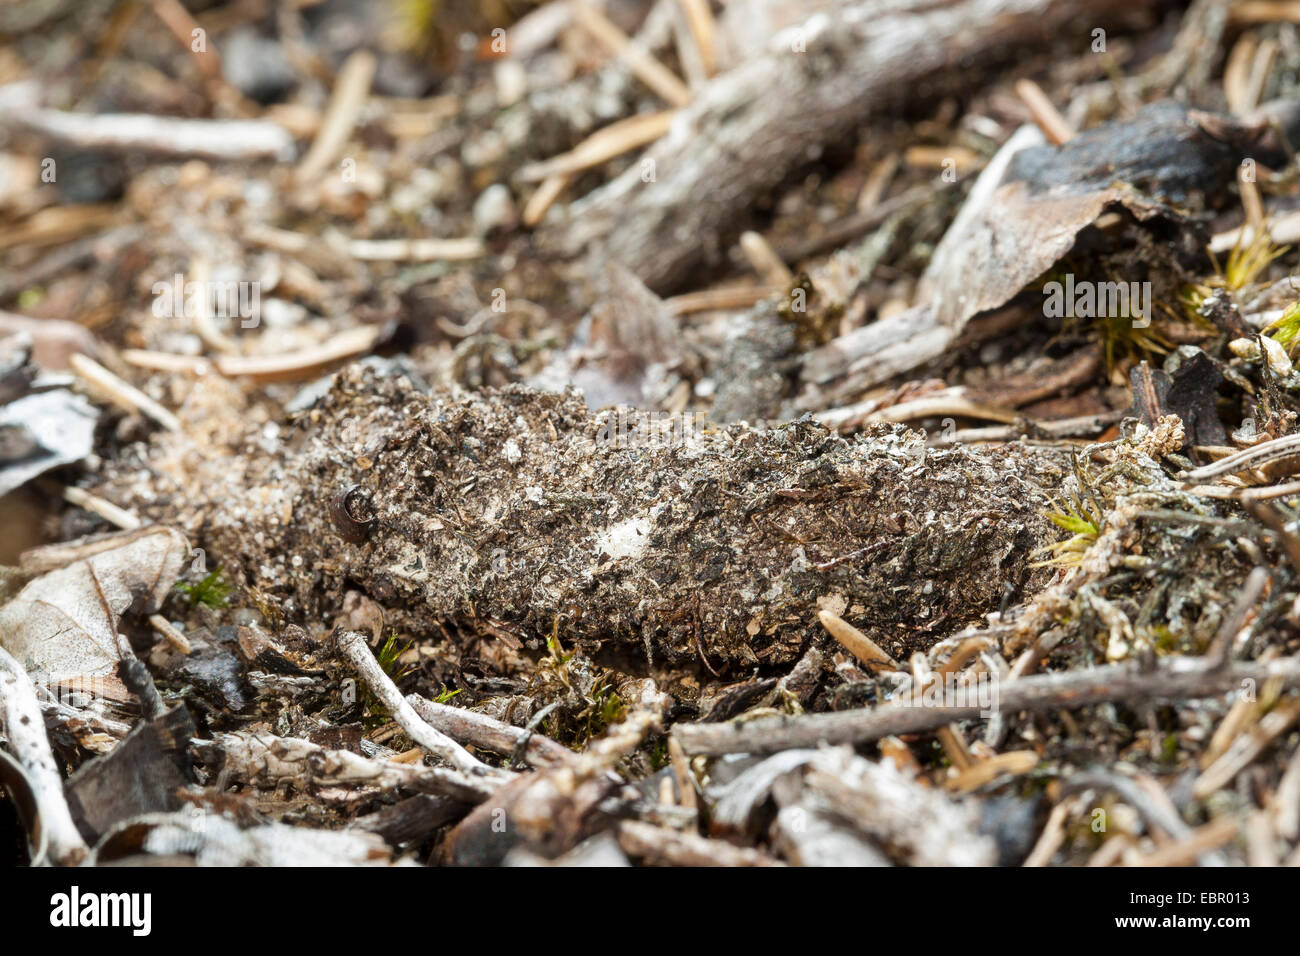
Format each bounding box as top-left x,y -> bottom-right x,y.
707,746 -> 993,864
797,747 -> 996,866
0,389 -> 98,497
94,811 -> 392,866
101,367 -> 1068,673
353,794 -> 470,846
441,764 -> 624,866
64,705 -> 194,843
1162,348 -> 1229,450
710,749 -> 825,836
772,799 -> 893,866
798,302 -> 952,391
1129,360 -> 1168,429
1129,350 -> 1229,456
616,819 -> 782,866
171,636 -> 251,713
547,0 -> 1163,292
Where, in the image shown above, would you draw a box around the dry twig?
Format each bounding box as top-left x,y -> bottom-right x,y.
334,629 -> 510,782
675,656 -> 1300,756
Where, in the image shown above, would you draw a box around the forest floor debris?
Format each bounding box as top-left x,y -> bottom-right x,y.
3,0 -> 1300,870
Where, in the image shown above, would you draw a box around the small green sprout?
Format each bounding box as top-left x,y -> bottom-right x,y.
1032,494 -> 1102,569
433,685 -> 462,704
376,633 -> 414,681
1263,297 -> 1300,354
175,567 -> 230,609
361,634 -> 415,726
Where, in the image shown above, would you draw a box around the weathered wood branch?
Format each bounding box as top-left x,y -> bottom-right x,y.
196,730 -> 496,803
673,655 -> 1300,756
406,693 -> 576,768
616,820 -> 783,866
547,0 -> 1161,291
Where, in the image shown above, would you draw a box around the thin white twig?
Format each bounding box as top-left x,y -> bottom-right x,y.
0,83 -> 293,160
0,646 -> 89,865
335,630 -> 510,782
1182,432 -> 1300,483
407,693 -> 575,768
61,486 -> 142,530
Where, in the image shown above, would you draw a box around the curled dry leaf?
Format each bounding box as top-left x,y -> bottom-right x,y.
0,390 -> 98,496
0,331 -> 99,496
0,527 -> 189,682
921,101 -> 1297,335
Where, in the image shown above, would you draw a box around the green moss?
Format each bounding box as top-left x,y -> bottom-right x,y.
1047,508 -> 1100,537
362,634 -> 415,726
1185,230 -> 1290,323
175,567 -> 230,609
589,685 -> 625,738
376,633 -> 412,676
